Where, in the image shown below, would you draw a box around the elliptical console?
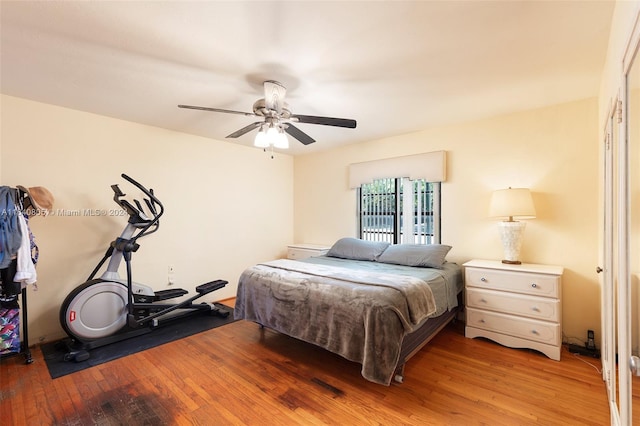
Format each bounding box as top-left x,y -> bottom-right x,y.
59,174 -> 228,361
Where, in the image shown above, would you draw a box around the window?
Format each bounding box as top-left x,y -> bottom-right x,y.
357,178 -> 440,244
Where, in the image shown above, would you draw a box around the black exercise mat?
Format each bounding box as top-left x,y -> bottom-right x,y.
41,306 -> 237,379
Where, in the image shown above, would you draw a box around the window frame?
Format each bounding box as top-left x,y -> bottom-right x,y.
357,178 -> 441,244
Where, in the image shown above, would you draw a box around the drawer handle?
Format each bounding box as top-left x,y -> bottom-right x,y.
480,277 -> 487,282
479,319 -> 485,323
480,298 -> 487,303
532,306 -> 540,312
531,283 -> 538,288
531,330 -> 539,335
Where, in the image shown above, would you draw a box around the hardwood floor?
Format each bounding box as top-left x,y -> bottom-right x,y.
0,304 -> 618,425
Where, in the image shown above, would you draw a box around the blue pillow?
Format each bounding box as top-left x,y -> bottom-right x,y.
376,244 -> 452,268
326,238 -> 390,261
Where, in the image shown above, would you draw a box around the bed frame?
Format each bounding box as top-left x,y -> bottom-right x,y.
256,292 -> 463,385
392,293 -> 462,383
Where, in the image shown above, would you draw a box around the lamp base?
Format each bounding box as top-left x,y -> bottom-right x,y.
497,221 -> 527,265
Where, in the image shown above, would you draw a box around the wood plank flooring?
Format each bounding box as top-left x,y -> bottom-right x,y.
0,304 -> 625,425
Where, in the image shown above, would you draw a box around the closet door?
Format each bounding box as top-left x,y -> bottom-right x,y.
601,96 -> 618,422
629,81 -> 640,425
619,15 -> 640,424
602,13 -> 640,425
613,13 -> 640,425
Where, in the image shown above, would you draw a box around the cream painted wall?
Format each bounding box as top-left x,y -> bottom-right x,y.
293,98 -> 599,343
0,94 -> 293,343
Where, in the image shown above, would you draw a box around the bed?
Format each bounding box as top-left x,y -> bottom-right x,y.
234,238 -> 463,385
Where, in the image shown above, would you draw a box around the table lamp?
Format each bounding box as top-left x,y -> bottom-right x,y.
489,187 -> 536,264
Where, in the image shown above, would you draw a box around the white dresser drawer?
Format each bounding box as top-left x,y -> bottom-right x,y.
466,287 -> 560,322
466,267 -> 560,298
466,307 -> 561,346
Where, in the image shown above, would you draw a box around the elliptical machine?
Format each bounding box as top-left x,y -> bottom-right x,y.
59,174 -> 228,362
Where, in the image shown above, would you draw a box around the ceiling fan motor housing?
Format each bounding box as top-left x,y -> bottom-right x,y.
252,99 -> 292,119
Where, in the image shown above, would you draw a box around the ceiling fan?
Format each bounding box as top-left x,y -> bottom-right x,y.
178,80 -> 357,148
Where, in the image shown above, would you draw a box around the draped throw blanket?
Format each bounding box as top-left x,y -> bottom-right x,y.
234,259 -> 439,385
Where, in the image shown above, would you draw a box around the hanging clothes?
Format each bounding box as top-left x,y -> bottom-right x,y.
14,213 -> 37,286
0,186 -> 22,269
12,186 -> 50,288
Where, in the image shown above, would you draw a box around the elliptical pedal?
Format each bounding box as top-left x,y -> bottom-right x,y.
196,279 -> 228,294
154,288 -> 188,301
212,302 -> 231,318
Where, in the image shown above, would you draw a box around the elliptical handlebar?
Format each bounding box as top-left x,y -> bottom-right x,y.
120,174 -> 163,211
111,173 -> 164,243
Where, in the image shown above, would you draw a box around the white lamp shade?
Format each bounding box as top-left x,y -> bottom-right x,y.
273,131 -> 289,149
254,130 -> 270,148
489,188 -> 536,220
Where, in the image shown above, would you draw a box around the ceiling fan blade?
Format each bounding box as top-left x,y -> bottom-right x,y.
178,104 -> 257,117
284,124 -> 316,145
226,122 -> 262,138
263,80 -> 286,113
292,114 -> 357,129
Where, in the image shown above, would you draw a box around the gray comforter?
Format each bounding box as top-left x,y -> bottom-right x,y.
234,256 -> 461,385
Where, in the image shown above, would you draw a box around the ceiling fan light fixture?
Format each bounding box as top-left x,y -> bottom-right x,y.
254,128 -> 270,148
273,127 -> 289,149
254,124 -> 288,149
265,125 -> 279,140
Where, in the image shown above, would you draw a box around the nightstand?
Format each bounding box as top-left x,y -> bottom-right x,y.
463,259 -> 564,361
286,243 -> 331,260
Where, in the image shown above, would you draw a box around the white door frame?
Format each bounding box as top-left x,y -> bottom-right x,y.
601,98 -> 618,424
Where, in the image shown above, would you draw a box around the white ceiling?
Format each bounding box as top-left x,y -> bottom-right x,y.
0,1 -> 614,155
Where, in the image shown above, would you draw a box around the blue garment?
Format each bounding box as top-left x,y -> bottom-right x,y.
0,187 -> 22,269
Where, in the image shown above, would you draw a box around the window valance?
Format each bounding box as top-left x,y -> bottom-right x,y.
348,151 -> 447,188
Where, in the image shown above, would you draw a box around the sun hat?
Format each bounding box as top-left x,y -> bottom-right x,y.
17,185 -> 54,215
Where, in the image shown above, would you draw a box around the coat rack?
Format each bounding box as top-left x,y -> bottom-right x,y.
0,184 -> 54,365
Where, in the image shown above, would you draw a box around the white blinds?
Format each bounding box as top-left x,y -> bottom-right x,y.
348,151 -> 446,188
